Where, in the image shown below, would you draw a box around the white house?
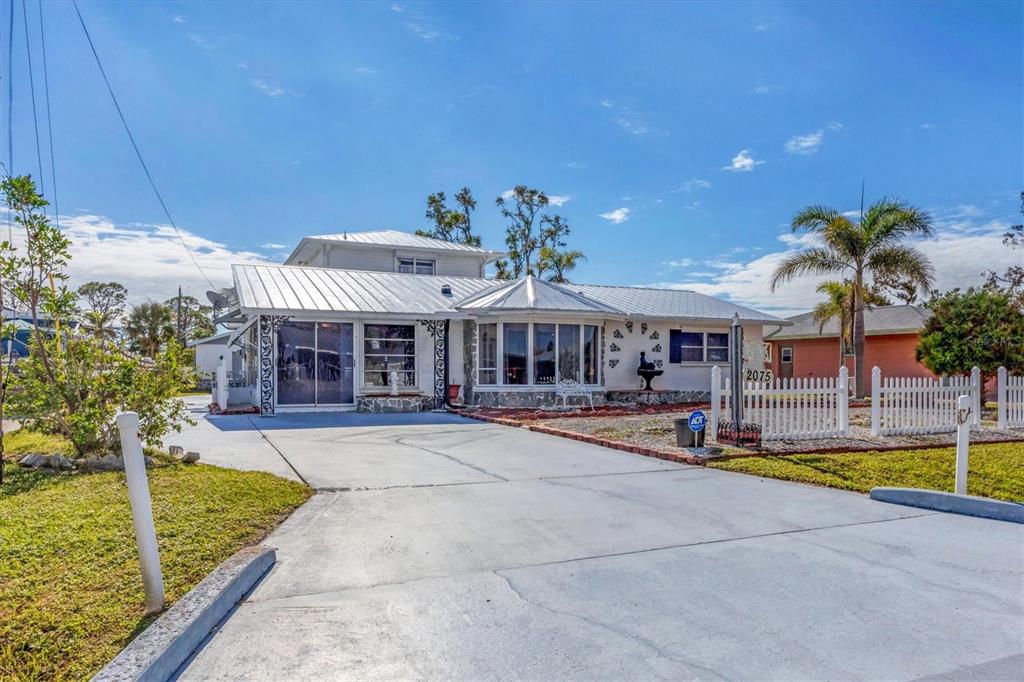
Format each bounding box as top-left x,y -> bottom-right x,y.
210,230 -> 784,414
188,330 -> 242,379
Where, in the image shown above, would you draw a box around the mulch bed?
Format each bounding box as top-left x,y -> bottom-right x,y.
456,405 -> 1024,465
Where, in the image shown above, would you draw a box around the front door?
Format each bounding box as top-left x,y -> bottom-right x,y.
780,346 -> 794,379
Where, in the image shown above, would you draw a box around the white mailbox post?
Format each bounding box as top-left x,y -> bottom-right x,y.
955,395 -> 971,496
116,411 -> 166,615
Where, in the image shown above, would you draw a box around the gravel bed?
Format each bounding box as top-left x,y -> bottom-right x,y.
535,406 -> 1024,455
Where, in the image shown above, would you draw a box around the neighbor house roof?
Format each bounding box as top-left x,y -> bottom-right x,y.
233,264 -> 787,325
284,229 -> 504,265
764,304 -> 930,340
455,276 -> 621,315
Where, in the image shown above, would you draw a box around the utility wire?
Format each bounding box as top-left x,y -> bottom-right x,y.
21,0 -> 42,194
72,0 -> 215,289
6,0 -> 12,176
37,0 -> 57,227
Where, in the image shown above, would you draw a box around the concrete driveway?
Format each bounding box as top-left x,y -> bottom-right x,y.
173,401 -> 1024,681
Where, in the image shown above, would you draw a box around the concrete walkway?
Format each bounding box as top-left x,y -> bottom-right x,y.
173,401 -> 1024,681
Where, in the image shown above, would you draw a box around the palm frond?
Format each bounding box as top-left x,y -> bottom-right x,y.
867,244 -> 934,291
769,248 -> 852,291
791,205 -> 849,234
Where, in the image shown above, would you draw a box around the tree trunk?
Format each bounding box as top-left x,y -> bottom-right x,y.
853,270 -> 866,399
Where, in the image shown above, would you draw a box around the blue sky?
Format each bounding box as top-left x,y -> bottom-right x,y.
5,1 -> 1022,312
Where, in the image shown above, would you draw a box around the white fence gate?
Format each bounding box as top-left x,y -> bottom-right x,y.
870,366 -> 980,436
997,366 -> 1024,429
711,366 -> 849,441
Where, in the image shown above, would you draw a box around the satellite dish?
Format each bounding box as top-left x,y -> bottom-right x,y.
207,291 -> 230,309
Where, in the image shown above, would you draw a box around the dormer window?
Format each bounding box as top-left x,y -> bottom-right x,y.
397,257 -> 435,275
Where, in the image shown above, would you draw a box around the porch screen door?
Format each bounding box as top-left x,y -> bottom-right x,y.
316,322 -> 354,404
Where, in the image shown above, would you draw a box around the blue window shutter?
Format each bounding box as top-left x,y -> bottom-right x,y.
669,329 -> 682,364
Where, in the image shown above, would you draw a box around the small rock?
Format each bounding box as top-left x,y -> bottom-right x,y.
168,445 -> 184,456
17,452 -> 76,470
181,451 -> 200,464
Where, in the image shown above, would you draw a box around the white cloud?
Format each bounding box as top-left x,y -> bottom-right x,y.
600,99 -> 665,136
723,149 -> 764,172
250,78 -> 298,97
500,189 -> 515,201
172,15 -> 185,24
599,207 -> 630,224
753,84 -> 778,95
826,121 -> 844,131
547,195 -> 571,207
753,22 -> 773,32
639,216 -> 1021,316
261,242 -> 289,250
784,130 -> 824,155
599,98 -> 614,108
565,162 -> 587,169
20,213 -> 276,304
354,66 -> 378,74
662,258 -> 693,268
919,123 -> 939,130
672,178 -> 712,192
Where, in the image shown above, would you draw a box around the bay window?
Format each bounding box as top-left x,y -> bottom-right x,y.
479,322 -> 601,386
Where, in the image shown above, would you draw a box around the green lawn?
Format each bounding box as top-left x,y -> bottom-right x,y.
709,442 -> 1024,503
0,436 -> 311,681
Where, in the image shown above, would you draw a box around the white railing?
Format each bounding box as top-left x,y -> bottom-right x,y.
997,366 -> 1024,429
870,366 -> 980,436
711,366 -> 849,441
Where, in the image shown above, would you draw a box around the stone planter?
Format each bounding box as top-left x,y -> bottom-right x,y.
357,395 -> 434,413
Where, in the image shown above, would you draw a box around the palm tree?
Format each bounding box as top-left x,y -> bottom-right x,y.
540,247 -> 586,283
124,302 -> 174,358
771,198 -> 934,397
812,280 -> 890,366
81,309 -> 119,341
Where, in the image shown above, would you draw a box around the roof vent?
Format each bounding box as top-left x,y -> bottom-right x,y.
441,284 -> 453,296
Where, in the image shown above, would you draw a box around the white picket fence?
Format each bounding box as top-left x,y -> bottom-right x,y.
870,366 -> 980,436
997,366 -> 1024,429
710,366 -> 849,441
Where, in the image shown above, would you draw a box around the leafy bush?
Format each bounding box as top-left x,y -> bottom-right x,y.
8,335 -> 195,456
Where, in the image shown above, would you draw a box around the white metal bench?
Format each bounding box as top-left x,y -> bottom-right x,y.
555,379 -> 595,410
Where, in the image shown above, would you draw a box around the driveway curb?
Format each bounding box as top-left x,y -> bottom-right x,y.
870,487 -> 1024,524
93,546 -> 276,682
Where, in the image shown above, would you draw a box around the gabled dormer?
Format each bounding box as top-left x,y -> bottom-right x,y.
284,230 -> 503,278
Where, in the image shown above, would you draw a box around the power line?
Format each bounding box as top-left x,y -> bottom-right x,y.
21,0 -> 43,194
72,0 -> 215,289
37,0 -> 57,227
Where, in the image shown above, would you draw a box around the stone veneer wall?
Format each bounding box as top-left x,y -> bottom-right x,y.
357,395 -> 435,413
604,389 -> 711,405
473,390 -> 608,409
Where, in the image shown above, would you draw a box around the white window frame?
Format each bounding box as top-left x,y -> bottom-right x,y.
477,322 -> 499,385
396,256 -> 435,275
476,321 -> 602,388
362,322 -> 417,390
781,346 -> 793,363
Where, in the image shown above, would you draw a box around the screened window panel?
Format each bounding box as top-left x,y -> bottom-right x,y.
503,323 -> 528,385
582,325 -> 599,384
706,332 -> 730,362
276,321 -> 316,404
316,322 -> 354,404
558,324 -> 580,382
533,324 -> 556,385
478,323 -> 497,385
364,324 -> 415,388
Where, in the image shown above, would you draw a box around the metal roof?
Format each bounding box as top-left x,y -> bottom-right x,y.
764,305 -> 930,340
233,264 -> 785,324
455,276 -> 621,314
232,264 -> 496,316
304,230 -> 502,255
572,284 -> 786,324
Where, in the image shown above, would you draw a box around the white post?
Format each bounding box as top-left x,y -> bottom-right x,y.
997,366 -> 1007,430
838,366 -> 849,436
955,395 -> 971,495
710,365 -> 721,438
870,366 -> 881,436
215,358 -> 228,411
116,412 -> 165,615
970,366 -> 981,428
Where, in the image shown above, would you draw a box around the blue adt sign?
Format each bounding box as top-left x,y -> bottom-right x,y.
688,410 -> 707,432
